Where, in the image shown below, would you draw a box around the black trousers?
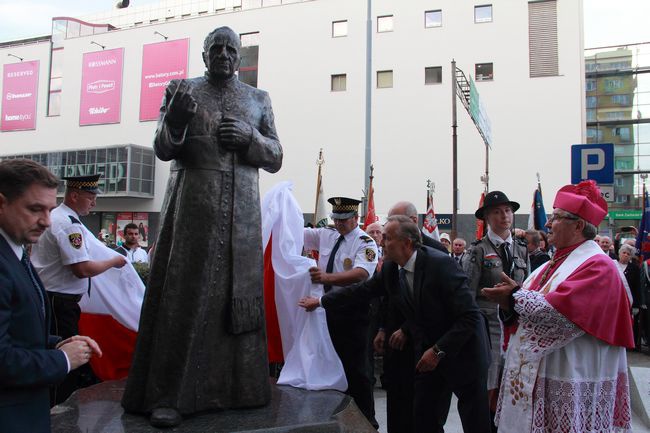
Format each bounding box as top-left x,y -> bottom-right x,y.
414,369 -> 491,433
384,345 -> 415,433
326,313 -> 377,428
383,342 -> 451,433
47,292 -> 83,406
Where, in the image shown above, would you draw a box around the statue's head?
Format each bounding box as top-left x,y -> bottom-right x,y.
202,26 -> 241,80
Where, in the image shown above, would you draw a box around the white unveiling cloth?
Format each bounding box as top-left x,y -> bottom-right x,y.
261,181 -> 347,391
78,225 -> 145,332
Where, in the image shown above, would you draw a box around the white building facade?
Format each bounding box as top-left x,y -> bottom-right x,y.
0,0 -> 585,242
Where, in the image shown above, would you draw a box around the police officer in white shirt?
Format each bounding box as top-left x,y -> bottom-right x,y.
304,196 -> 379,428
31,174 -> 126,404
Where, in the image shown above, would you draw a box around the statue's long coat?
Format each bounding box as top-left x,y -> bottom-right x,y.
122,75 -> 282,415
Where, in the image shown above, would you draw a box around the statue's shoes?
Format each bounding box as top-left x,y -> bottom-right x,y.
150,407 -> 182,427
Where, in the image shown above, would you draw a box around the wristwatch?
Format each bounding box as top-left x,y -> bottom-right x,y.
432,345 -> 446,359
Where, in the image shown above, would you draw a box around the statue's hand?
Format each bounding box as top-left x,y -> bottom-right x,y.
219,116 -> 253,152
166,80 -> 197,129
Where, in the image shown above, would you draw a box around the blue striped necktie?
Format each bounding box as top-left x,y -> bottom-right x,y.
21,249 -> 45,317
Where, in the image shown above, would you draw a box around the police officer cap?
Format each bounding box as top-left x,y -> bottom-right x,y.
62,174 -> 103,194
474,191 -> 519,219
328,196 -> 361,219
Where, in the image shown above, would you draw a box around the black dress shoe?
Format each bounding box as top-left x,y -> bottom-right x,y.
150,407 -> 182,427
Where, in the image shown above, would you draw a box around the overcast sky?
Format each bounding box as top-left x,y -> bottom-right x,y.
0,0 -> 649,47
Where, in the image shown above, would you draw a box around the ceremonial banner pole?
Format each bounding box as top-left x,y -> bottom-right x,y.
313,149 -> 325,227
362,165 -> 376,229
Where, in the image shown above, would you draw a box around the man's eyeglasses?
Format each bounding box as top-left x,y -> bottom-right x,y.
548,213 -> 579,223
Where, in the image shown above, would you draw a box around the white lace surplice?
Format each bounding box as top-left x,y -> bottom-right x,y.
496,242 -> 632,433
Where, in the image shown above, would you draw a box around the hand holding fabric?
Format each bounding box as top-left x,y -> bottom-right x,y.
309,266 -> 328,284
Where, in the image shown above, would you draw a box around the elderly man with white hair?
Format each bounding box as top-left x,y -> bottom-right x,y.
482,180 -> 634,433
599,235 -> 617,259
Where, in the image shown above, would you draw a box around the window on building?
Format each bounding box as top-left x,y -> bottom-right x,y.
615,158 -> 633,170
425,10 -> 442,28
332,20 -> 348,37
586,79 -> 596,92
587,128 -> 603,142
377,15 -> 394,33
604,78 -> 623,92
598,61 -> 632,71
377,70 -> 393,88
613,127 -> 631,141
331,74 -> 347,91
611,94 -> 631,106
615,194 -> 629,204
586,96 -> 598,109
586,110 -> 596,121
425,66 -> 442,84
48,47 -> 64,116
528,0 -> 558,77
3,146 -> 155,197
475,4 -> 493,23
602,111 -> 627,121
475,63 -> 493,81
239,32 -> 259,88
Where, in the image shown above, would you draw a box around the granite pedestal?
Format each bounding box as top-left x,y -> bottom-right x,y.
51,379 -> 377,433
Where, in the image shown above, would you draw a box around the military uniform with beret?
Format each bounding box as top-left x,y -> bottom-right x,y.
303,197 -> 378,428
31,174 -> 102,404
464,191 -> 528,392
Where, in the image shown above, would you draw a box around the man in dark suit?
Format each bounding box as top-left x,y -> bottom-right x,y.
0,159 -> 102,433
300,215 -> 491,433
373,201 -> 451,433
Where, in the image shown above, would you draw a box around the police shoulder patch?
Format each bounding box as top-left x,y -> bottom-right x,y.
68,232 -> 83,249
365,248 -> 376,261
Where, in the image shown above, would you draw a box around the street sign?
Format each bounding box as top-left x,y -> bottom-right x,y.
571,143 -> 614,184
469,77 -> 492,146
606,209 -> 642,220
599,185 -> 614,203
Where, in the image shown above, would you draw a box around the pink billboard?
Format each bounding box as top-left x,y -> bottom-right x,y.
139,38 -> 189,121
1,60 -> 39,132
80,48 -> 124,126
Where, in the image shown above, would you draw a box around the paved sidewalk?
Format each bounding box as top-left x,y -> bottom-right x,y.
373,350 -> 650,432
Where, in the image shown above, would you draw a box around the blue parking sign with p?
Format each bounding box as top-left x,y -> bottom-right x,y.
571,143 -> 614,184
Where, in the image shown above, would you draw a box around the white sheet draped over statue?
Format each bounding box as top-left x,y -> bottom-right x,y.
261,181 -> 347,391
